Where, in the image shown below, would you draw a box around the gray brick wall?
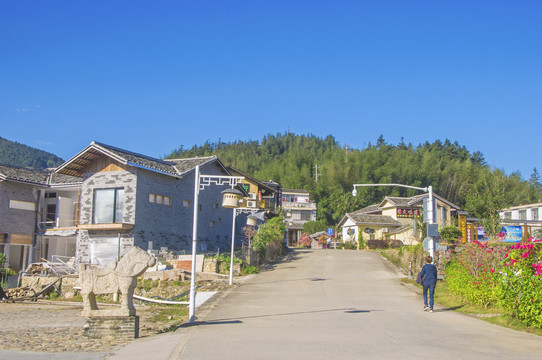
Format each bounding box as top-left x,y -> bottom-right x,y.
77,161 -> 237,263
134,162 -> 235,254
0,181 -> 40,237
77,170 -> 137,263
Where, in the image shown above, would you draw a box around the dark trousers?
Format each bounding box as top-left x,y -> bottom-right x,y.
0,284 -> 7,299
422,282 -> 436,309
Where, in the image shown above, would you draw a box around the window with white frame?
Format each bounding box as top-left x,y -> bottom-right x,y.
532,208 -> 539,221
93,188 -> 124,224
519,210 -> 527,220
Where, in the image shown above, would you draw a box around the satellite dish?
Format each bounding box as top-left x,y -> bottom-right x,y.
423,237 -> 440,252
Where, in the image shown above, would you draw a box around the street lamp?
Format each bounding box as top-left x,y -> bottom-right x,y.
228,210 -> 260,286
351,183 -> 435,259
189,165 -> 244,323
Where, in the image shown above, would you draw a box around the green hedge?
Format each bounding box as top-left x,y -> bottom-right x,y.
445,240 -> 542,328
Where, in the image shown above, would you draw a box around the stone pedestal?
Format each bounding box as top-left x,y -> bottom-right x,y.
83,316 -> 139,340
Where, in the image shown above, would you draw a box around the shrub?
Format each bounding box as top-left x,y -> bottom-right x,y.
242,265 -> 259,275
296,233 -> 312,248
367,239 -> 403,249
444,241 -> 504,308
439,225 -> 462,243
499,239 -> 542,328
252,215 -> 287,262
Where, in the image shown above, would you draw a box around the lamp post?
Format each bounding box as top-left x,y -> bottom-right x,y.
189,165 -> 244,323
351,183 -> 435,259
228,210 -> 259,286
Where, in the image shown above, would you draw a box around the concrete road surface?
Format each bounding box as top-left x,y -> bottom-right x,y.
175,249 -> 542,360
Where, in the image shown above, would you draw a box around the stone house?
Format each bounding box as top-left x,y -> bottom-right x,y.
51,141 -> 243,266
339,193 -> 460,246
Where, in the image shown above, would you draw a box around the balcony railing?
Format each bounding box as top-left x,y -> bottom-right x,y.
38,219 -> 79,230
282,202 -> 317,210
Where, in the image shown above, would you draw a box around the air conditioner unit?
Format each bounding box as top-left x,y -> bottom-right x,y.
247,201 -> 257,208
248,193 -> 257,200
382,228 -> 389,233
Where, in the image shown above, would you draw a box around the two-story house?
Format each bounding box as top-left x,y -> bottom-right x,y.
499,202 -> 542,241
48,141 -> 243,266
339,193 -> 460,245
226,166 -> 282,215
282,189 -> 317,246
0,164 -> 80,271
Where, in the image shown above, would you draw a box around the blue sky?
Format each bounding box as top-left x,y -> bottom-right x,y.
1,1 -> 541,179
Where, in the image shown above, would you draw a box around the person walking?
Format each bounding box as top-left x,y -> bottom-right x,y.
418,255 -> 438,312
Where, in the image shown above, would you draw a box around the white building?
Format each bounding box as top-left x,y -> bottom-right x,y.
500,202 -> 542,222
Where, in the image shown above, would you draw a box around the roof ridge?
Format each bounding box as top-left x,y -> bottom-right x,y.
92,141 -> 174,165
167,155 -> 218,161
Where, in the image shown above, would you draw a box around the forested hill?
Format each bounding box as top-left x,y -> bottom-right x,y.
0,137 -> 64,170
167,133 -> 542,226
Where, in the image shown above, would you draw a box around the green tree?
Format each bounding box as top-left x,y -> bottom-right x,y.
166,133 -> 541,230
439,225 -> 463,243
464,172 -> 507,240
252,214 -> 286,262
302,220 -> 328,235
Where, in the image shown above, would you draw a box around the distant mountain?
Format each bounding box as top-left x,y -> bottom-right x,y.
0,137 -> 64,170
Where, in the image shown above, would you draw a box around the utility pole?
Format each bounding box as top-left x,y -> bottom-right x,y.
314,164 -> 321,183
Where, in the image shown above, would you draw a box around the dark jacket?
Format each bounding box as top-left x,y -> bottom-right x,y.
419,263 -> 438,286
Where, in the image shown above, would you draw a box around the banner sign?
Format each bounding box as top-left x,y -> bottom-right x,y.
477,225 -> 489,241
499,226 -> 522,242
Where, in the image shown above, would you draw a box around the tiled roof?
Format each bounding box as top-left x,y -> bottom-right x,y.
262,180 -> 281,191
92,142 -> 180,176
0,164 -> 81,186
226,166 -> 279,195
0,164 -> 49,184
168,156 -> 219,175
352,204 -> 381,215
380,193 -> 460,210
387,224 -> 413,235
348,213 -> 402,227
48,172 -> 81,186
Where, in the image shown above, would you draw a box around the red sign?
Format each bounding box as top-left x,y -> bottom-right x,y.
397,208 -> 420,218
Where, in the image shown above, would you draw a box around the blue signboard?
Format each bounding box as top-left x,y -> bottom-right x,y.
328,228 -> 334,236
499,226 -> 522,242
477,226 -> 489,241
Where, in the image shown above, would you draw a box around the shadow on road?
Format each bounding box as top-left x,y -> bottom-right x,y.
182,307 -> 378,327
434,305 -> 464,312
178,320 -> 244,328
243,277 -> 333,286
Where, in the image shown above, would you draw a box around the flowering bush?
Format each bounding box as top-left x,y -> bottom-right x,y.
296,233 -> 312,248
444,241 -> 504,308
445,238 -> 542,328
500,239 -> 542,328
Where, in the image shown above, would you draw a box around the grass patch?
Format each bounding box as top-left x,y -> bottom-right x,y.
402,277 -> 542,336
148,305 -> 189,332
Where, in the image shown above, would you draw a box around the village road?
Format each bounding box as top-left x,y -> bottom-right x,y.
175,249 -> 542,360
